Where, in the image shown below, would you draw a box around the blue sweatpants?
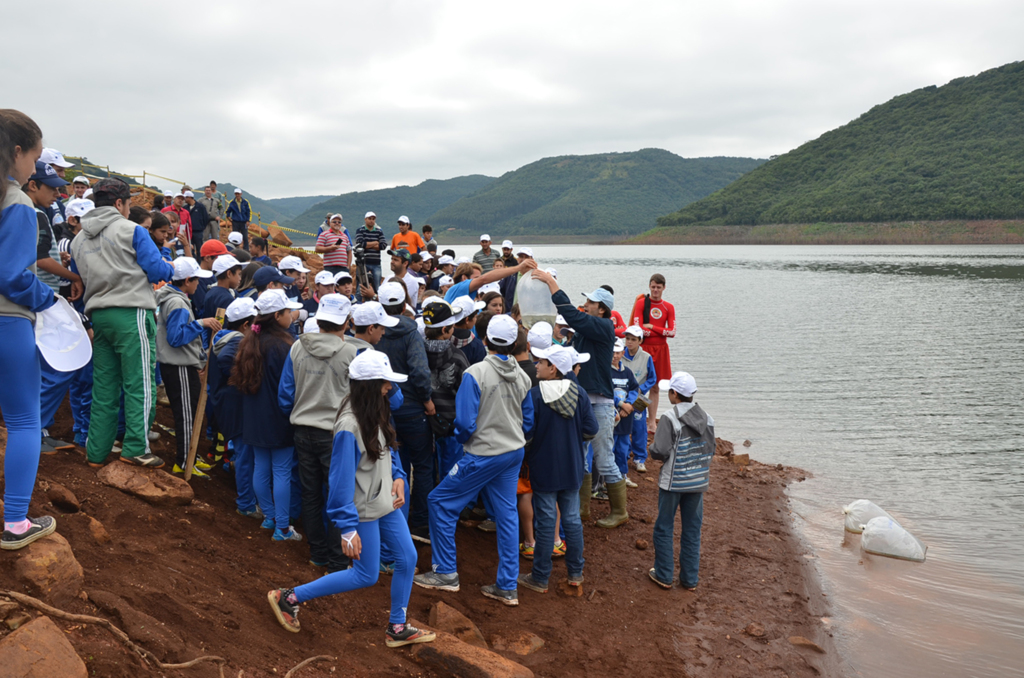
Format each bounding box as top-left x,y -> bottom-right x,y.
39,356 -> 75,431
69,362 -> 93,439
613,433 -> 631,477
630,408 -> 648,463
427,449 -> 523,591
0,317 -> 42,523
252,446 -> 295,530
293,510 -> 416,624
232,440 -> 257,513
436,435 -> 463,479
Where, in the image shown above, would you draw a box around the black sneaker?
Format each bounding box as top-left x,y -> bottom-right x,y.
42,431 -> 75,451
40,441 -> 58,456
1,516 -> 57,551
267,588 -> 300,633
385,623 -> 436,648
413,570 -> 461,592
481,583 -> 518,606
119,453 -> 165,469
517,573 -> 548,594
410,525 -> 431,544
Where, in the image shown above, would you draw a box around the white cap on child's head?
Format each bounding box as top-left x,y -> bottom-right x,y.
659,371 -> 697,397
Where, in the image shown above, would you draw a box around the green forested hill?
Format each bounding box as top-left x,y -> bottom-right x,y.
286,175 -> 496,240
657,61 -> 1024,229
263,194 -> 335,219
428,149 -> 764,237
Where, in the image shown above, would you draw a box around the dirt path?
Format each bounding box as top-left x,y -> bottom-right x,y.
0,403 -> 839,677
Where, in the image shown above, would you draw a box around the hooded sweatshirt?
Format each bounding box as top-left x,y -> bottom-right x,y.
525,378 -> 599,493
455,354 -> 534,457
376,315 -> 432,407
155,283 -> 206,368
278,333 -> 358,430
210,329 -> 244,440
0,180 -> 55,322
70,206 -> 173,313
650,401 -> 716,493
326,406 -> 408,531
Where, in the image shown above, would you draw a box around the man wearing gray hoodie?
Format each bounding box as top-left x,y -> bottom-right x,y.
70,179 -> 173,468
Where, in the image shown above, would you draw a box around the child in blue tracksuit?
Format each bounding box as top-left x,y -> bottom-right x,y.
518,345 -> 598,594
0,115 -> 60,550
267,351 -> 436,649
211,298 -> 260,517
414,315 -> 534,606
610,339 -> 639,480
232,289 -> 304,541
621,326 -> 657,473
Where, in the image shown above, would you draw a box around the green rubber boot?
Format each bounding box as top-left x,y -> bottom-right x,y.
596,479 -> 629,529
579,473 -> 592,522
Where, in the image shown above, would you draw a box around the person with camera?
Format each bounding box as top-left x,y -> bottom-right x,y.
354,212 -> 387,299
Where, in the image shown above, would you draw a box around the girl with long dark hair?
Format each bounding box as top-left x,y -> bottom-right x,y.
230,289 -> 303,541
0,109 -> 59,550
268,351 -> 435,649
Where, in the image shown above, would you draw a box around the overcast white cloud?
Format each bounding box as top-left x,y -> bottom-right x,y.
5,0 -> 1022,197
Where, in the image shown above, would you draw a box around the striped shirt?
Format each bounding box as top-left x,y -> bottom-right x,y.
316,228 -> 351,268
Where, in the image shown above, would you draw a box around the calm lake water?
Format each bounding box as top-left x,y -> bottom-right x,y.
445,243 -> 1024,677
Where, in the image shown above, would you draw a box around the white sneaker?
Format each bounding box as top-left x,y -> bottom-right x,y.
635,462 -> 647,473
624,477 -> 639,488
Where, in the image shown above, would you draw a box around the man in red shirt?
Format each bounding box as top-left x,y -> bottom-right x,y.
628,273 -> 675,431
161,193 -> 193,243
314,214 -> 352,275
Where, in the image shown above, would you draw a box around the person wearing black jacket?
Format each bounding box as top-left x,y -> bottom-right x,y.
420,299 -> 469,479
184,191 -> 209,253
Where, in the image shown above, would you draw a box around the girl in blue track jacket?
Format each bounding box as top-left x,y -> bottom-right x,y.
0,111 -> 59,551
267,351 -> 436,649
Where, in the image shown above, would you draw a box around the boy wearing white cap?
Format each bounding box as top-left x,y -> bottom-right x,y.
610,339 -> 640,488
155,258 -> 222,476
278,294 -> 358,572
622,326 -> 657,473
278,255 -> 311,301
203,254 -> 242,342
414,314 -> 534,607
647,372 -> 715,591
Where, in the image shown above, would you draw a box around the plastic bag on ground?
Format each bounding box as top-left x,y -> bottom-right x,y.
843,499 -> 895,534
860,516 -> 927,563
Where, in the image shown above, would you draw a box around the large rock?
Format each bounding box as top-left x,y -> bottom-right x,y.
410,623 -> 533,678
97,463 -> 193,506
429,601 -> 488,648
87,590 -> 186,662
14,534 -> 84,605
490,631 -> 545,656
87,517 -> 112,545
0,615 -> 88,678
267,223 -> 293,247
44,481 -> 80,513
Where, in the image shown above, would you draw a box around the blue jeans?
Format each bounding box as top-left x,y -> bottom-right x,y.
293,509 -> 416,624
428,450 -> 523,590
392,404 -> 435,529
613,433 -> 630,477
589,400 -> 621,483
252,445 -> 295,530
653,490 -> 703,588
630,409 -> 648,463
231,440 -> 257,513
0,317 -> 42,524
531,489 -> 584,585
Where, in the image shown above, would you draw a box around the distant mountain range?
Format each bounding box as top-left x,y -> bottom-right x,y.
655,60 -> 1024,232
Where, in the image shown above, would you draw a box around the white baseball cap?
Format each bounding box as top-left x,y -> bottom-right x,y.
183,190 -> 195,198
415,277 -> 426,286
378,281 -> 406,306
174,193 -> 184,199
349,349 -> 408,382
234,188 -> 243,194
438,274 -> 454,287
316,294 -> 352,325
486,314 -> 518,346
83,188 -> 92,198
438,255 -> 455,266
212,254 -> 242,276
314,271 -> 336,286
40,148 -> 74,168
419,251 -> 433,261
171,257 -> 212,281
451,295 -> 485,323
364,211 -> 376,218
501,240 -> 513,249
516,246 -> 533,258
555,314 -> 568,325
227,232 -> 243,245
479,233 -> 491,241
545,267 -> 558,279
351,301 -> 400,327
71,175 -> 90,186
527,321 -> 553,350
456,256 -> 471,265
569,348 -> 590,365
398,215 -> 411,224
256,289 -> 303,315
34,296 -> 91,373
64,198 -> 94,220
659,371 -> 697,397
531,345 -> 574,376
625,325 -> 644,339
164,190 -> 174,197
278,255 -> 310,274
303,317 -> 320,334
225,297 -> 257,323
333,270 -> 353,284
330,213 -> 343,222
613,339 -> 626,352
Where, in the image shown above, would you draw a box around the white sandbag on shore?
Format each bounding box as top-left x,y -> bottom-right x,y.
860,516 -> 928,563
843,499 -> 894,534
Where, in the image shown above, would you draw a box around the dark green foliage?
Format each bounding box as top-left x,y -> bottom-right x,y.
287,175 -> 496,241
429,149 -> 764,236
658,61 -> 1024,228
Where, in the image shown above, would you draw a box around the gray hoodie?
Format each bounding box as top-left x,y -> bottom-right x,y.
650,401 -> 716,493
155,284 -> 205,368
460,354 -> 533,457
70,206 -> 172,313
286,332 -> 358,430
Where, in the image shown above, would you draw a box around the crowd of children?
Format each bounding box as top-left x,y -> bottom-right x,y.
0,108 -> 715,649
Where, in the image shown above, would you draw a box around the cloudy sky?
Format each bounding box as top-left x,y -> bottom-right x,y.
7,0 -> 1022,198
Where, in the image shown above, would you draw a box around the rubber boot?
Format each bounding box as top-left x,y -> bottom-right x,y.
596,479 -> 629,529
579,473 -> 592,522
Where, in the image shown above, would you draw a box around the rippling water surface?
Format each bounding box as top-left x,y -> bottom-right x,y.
447,243 -> 1024,677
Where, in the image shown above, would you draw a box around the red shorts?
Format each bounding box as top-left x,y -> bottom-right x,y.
646,343 -> 673,381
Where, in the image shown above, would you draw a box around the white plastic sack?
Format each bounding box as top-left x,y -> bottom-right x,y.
516,270 -> 558,330
843,499 -> 894,534
860,516 -> 927,563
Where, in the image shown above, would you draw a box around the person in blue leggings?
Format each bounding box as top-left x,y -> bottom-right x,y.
0,110 -> 58,550
267,351 -> 435,648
